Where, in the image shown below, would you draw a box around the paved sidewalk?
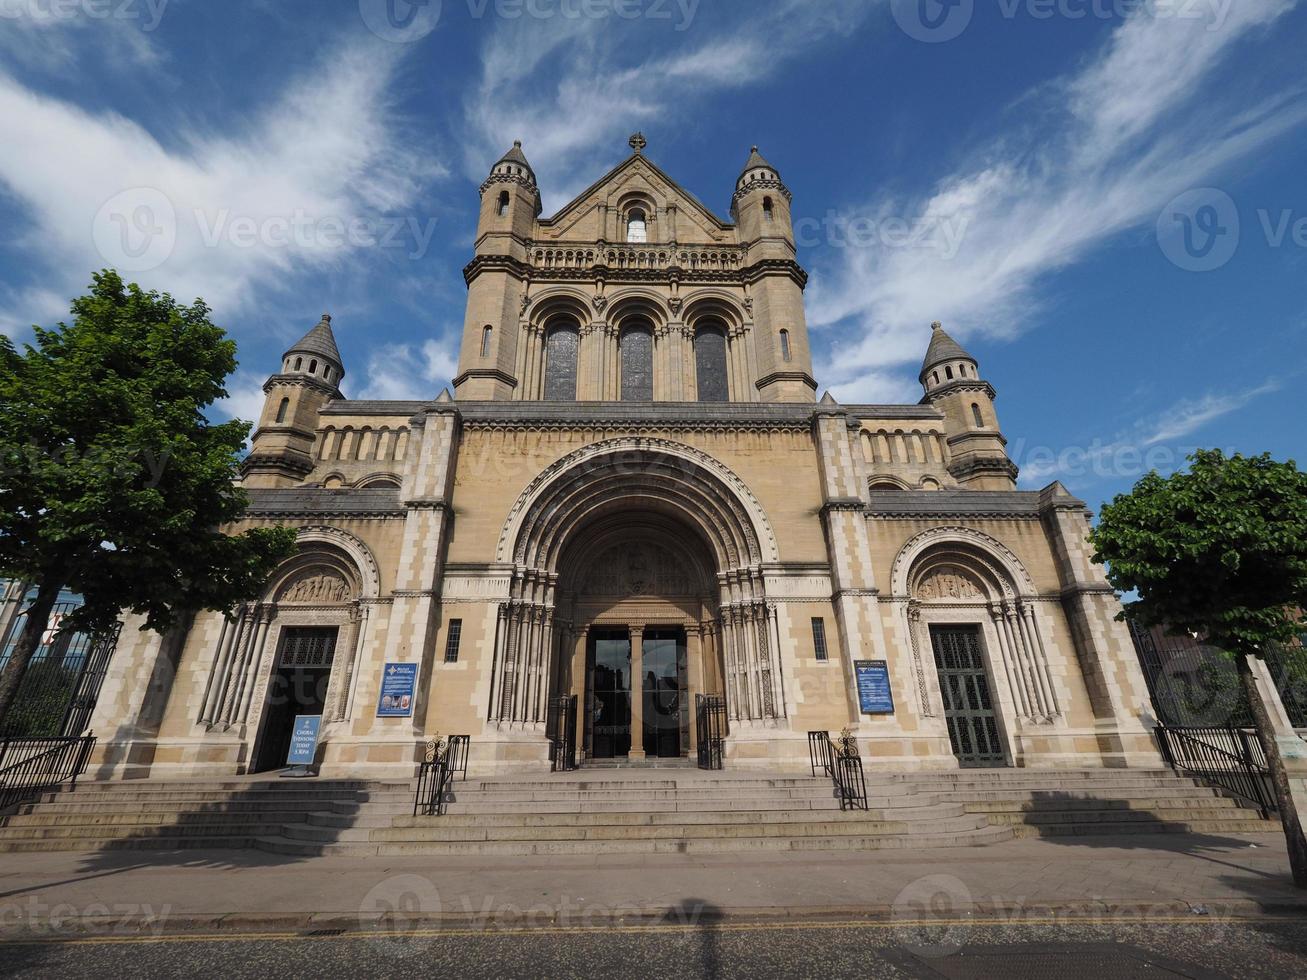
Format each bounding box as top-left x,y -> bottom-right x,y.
0,830 -> 1300,938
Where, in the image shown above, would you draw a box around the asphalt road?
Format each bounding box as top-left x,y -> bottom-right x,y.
2,917 -> 1305,979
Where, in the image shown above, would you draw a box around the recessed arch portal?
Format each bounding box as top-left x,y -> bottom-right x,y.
490,439 -> 785,735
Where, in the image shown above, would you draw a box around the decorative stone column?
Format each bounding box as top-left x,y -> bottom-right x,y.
629,626 -> 645,759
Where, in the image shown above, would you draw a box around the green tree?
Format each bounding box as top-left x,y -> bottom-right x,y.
1091,449 -> 1307,887
0,271 -> 298,729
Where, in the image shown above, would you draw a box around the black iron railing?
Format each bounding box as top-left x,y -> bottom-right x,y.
696,694 -> 727,770
547,695 -> 577,772
807,731 -> 868,811
413,736 -> 470,817
0,734 -> 96,812
1155,723 -> 1274,817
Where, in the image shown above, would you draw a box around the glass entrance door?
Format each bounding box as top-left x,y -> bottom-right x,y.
642,628 -> 688,758
587,629 -> 631,759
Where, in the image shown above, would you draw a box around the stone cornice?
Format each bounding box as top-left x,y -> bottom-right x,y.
456,401 -> 816,433
452,367 -> 519,390
755,370 -> 818,392
865,488 -> 1084,519
262,373 -> 341,399
240,487 -> 406,519
947,455 -> 1021,483
921,380 -> 997,404
463,253 -> 808,290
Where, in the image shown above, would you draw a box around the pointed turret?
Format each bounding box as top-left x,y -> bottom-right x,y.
281,313 -> 344,388
732,145 -> 811,403
919,321 -> 977,393
243,313 -> 346,488
917,321 -> 1017,490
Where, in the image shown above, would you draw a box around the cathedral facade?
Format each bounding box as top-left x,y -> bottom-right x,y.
88,136 -> 1160,778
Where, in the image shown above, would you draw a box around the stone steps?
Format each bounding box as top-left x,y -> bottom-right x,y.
0,767 -> 1280,855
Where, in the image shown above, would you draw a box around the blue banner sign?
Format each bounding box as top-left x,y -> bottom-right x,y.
855,660 -> 895,714
286,714 -> 322,766
376,662 -> 418,718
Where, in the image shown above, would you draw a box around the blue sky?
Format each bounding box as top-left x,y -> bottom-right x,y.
0,0 -> 1304,511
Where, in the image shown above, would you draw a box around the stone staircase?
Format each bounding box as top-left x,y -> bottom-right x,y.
0,768 -> 1278,855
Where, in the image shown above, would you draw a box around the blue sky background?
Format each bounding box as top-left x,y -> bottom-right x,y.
0,0 -> 1303,512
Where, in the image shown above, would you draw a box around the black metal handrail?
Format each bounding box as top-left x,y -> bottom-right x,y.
446,734 -> 470,781
696,694 -> 727,770
0,734 -> 96,813
1155,723 -> 1274,817
807,731 -> 868,811
413,736 -> 470,817
547,695 -> 577,772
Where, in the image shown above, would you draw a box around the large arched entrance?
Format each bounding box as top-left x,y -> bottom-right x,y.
490,439 -> 786,763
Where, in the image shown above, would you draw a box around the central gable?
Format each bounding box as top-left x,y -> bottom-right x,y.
537,153 -> 735,245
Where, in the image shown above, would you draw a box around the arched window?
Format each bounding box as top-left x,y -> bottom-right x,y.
695,323 -> 729,402
309,359 -> 318,375
481,325 -> 493,358
620,321 -> 654,401
945,365 -> 953,380
932,371 -> 939,385
497,191 -> 510,216
275,397 -> 289,424
763,196 -> 774,223
542,321 -> 579,400
626,208 -> 648,243
779,329 -> 791,362
294,357 -> 303,371
971,403 -> 984,428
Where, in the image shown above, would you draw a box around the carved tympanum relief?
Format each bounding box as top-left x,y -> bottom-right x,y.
582,543 -> 696,596
280,570 -> 353,604
915,566 -> 984,601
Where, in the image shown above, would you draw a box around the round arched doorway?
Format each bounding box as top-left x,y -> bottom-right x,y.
490,438 -> 786,763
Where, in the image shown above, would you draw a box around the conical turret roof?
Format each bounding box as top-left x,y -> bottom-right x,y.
741,145 -> 775,174
919,321 -> 976,381
495,140 -> 536,182
285,313 -> 343,369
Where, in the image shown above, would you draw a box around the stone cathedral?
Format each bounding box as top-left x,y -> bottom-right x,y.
88,135 -> 1160,778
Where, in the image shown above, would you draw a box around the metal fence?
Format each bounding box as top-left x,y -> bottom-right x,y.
547,695 -> 577,772
696,694 -> 726,770
1130,622 -> 1307,729
0,596 -> 120,739
1154,724 -> 1273,817
413,736 -> 469,818
0,735 -> 96,813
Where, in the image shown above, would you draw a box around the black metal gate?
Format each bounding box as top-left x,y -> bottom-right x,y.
695,693 -> 726,770
930,625 -> 1006,768
0,596 -> 120,738
547,694 -> 577,772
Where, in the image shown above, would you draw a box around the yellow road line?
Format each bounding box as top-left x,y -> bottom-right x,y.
0,915 -> 1265,947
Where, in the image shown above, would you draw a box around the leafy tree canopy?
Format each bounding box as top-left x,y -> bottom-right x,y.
1090,449 -> 1307,653
0,270 -> 298,636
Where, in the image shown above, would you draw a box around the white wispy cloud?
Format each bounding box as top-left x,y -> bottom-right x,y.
809,0 -> 1304,402
0,0 -> 169,70
356,339 -> 460,401
1014,378 -> 1282,487
0,36 -> 444,336
461,0 -> 873,211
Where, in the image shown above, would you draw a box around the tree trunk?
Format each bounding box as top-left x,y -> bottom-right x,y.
1237,651 -> 1307,888
0,579 -> 63,734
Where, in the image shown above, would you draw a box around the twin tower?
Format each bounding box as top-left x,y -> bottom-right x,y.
245,135 -> 1013,491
